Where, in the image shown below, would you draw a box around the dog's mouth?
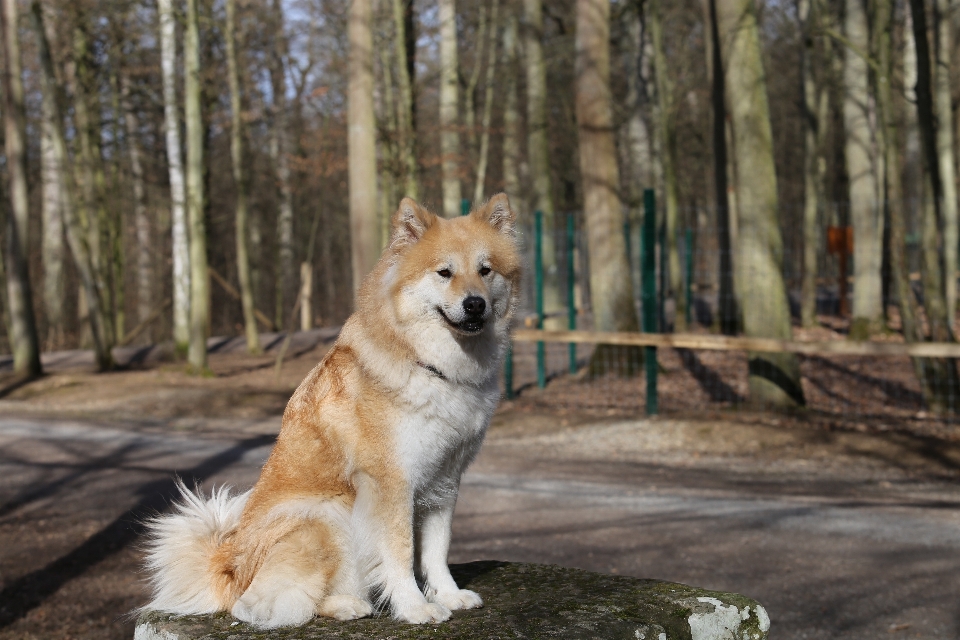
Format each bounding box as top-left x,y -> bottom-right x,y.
437,307 -> 486,335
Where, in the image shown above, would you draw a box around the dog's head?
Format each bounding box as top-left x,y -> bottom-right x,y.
384,194 -> 521,339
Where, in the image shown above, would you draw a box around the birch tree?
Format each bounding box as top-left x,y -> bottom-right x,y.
348,0 -> 379,293
185,0 -> 209,371
575,0 -> 641,375
843,0 -> 882,338
716,0 -> 804,407
439,0 -> 461,217
158,0 -> 190,354
1,0 -> 42,378
226,0 -> 261,354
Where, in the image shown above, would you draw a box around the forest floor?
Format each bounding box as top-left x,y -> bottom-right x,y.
0,325 -> 958,639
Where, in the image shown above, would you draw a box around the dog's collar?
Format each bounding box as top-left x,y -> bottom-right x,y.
416,361 -> 447,381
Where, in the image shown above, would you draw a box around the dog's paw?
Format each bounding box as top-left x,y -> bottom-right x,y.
395,601 -> 452,624
429,588 -> 483,611
318,594 -> 373,621
231,588 -> 314,628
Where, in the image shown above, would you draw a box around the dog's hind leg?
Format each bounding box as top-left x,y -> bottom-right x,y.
317,534 -> 372,621
230,520 -> 340,628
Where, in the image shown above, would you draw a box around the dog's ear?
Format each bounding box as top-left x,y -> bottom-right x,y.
390,198 -> 436,248
472,193 -> 516,236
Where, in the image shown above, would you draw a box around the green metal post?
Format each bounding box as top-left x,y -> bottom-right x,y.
685,228 -> 694,326
642,189 -> 658,415
623,221 -> 632,271
461,199 -> 470,216
567,212 -> 577,374
535,210 -> 545,389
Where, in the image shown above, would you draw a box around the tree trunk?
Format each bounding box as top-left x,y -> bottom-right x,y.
623,1 -> 653,213
31,0 -> 114,370
439,0 -> 461,217
935,0 -> 958,321
501,11 -> 521,202
1,0 -> 42,378
473,0 -> 500,204
716,0 -> 804,407
464,2 -> 488,162
185,0 -> 208,372
650,0 -> 683,331
226,0 -> 261,354
268,0 -> 295,327
843,0 -> 882,338
40,93 -> 64,349
348,0 -> 379,295
157,0 -> 190,354
575,0 -> 641,375
909,0 -> 960,412
705,0 -> 737,335
799,0 -> 828,328
120,73 -> 153,344
392,0 -> 417,199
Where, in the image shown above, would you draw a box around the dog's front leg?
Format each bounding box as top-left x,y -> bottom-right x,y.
418,498 -> 483,611
353,472 -> 451,623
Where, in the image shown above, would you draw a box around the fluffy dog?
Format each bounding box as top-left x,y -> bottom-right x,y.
142,194 -> 520,628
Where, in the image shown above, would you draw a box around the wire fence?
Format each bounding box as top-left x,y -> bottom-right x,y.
500,192 -> 960,437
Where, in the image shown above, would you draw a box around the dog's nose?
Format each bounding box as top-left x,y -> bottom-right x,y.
463,296 -> 486,316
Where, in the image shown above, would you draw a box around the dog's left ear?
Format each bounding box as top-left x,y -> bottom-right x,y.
472,193 -> 516,236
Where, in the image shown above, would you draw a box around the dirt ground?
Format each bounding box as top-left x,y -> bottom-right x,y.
1,331 -> 959,639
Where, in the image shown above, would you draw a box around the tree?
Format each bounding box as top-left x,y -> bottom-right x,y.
575,0 -> 641,375
392,0 -> 417,199
438,0 -> 461,217
908,0 -> 960,412
650,0 -> 684,330
716,0 -> 804,407
226,0 -> 261,354
1,0 -> 42,378
799,0 -> 831,329
185,0 -> 209,372
934,0 -> 958,317
704,0 -> 737,335
473,0 -> 500,204
158,0 -> 190,355
843,0 -> 882,338
523,0 -> 561,326
348,0 -> 379,294
501,10 -> 521,202
31,0 -> 113,371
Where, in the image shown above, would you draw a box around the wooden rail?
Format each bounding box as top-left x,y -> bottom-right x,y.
511,329 -> 960,358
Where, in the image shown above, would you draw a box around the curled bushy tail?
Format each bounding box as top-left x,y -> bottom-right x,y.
142,481 -> 250,615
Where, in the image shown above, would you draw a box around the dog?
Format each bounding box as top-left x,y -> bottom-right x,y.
142,194 -> 520,628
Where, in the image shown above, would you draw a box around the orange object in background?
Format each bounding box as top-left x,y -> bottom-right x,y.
826,226 -> 852,317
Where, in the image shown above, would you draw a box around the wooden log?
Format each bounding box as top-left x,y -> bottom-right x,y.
512,329 -> 960,358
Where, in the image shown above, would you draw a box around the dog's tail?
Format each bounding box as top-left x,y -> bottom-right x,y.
141,481 -> 250,615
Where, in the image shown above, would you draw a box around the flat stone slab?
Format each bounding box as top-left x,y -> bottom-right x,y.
135,561 -> 770,640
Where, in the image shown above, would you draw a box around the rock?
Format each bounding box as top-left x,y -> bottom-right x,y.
134,561 -> 770,640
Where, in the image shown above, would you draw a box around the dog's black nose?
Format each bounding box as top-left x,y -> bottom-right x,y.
463,296 -> 486,316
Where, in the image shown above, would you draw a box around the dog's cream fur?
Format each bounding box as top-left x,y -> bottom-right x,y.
142,195 -> 520,628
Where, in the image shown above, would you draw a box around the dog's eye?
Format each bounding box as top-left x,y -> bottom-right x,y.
437,269 -> 452,278
479,266 -> 492,276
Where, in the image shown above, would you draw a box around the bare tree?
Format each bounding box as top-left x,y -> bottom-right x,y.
575,0 -> 641,375
349,0 -> 379,294
473,0 -> 500,204
158,0 -> 190,354
716,0 -> 804,407
501,10 -> 521,203
31,0 -> 113,371
1,0 -> 42,378
392,0 -> 417,199
226,0 -> 261,354
185,0 -> 209,371
934,0 -> 958,317
438,0 -> 461,217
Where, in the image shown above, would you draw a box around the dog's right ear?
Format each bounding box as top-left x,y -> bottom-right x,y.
390,198 -> 436,249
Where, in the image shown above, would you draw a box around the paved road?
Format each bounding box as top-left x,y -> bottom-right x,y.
1,416 -> 958,639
